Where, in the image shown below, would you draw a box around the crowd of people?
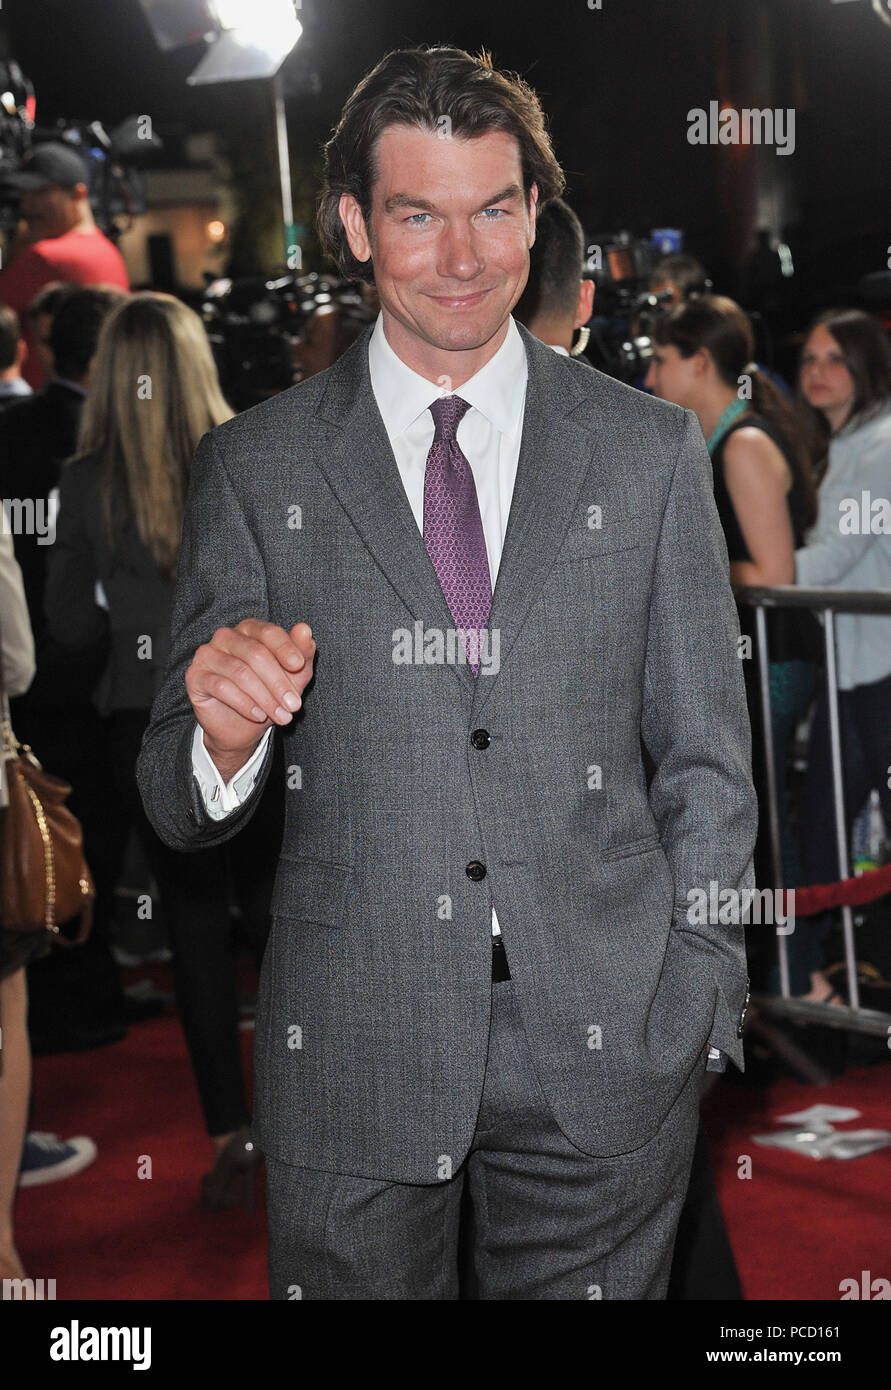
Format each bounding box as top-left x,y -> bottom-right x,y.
0,147 -> 889,1292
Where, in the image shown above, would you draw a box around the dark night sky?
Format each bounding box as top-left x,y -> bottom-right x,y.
3,0 -> 889,291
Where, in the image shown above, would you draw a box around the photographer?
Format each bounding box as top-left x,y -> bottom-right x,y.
0,142 -> 129,390
649,252 -> 709,307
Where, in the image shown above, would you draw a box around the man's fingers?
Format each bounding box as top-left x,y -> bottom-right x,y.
189,621 -> 316,732
208,637 -> 304,722
191,668 -> 282,726
238,618 -> 316,674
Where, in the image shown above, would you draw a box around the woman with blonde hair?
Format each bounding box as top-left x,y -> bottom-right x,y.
45,293 -> 284,1210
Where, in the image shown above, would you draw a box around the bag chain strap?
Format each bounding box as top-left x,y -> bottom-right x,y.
23,780 -> 58,932
2,713 -> 91,934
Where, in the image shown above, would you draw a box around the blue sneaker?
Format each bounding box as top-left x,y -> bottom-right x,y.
17,1132 -> 97,1188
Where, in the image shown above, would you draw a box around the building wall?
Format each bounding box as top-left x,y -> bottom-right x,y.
116,136 -> 236,291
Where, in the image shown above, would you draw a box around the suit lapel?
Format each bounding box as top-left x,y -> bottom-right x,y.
311,320 -> 601,708
470,326 -> 601,724
312,326 -> 475,696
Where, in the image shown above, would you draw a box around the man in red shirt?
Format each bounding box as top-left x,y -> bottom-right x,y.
0,142 -> 130,388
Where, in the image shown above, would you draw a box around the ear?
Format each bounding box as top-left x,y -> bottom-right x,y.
575,277 -> 595,329
694,346 -> 712,377
527,182 -> 538,248
339,193 -> 373,266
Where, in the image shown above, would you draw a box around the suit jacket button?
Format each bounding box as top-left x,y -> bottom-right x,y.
466,861 -> 486,881
187,808 -> 196,822
470,729 -> 490,749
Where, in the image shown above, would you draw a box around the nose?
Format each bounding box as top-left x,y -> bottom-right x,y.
438,221 -> 484,283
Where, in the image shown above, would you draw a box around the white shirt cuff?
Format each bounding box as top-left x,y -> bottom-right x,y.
190,721 -> 272,820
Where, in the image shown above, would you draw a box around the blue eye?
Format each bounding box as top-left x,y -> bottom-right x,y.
480,208 -> 505,219
406,213 -> 431,225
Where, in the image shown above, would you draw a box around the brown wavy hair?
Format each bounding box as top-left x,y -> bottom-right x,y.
652,294 -> 818,532
795,307 -> 891,482
317,45 -> 566,284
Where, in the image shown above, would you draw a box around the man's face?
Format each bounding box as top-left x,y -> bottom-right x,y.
19,183 -> 80,240
339,125 -> 537,382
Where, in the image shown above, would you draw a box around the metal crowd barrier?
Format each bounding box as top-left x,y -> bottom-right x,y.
734,585 -> 891,1071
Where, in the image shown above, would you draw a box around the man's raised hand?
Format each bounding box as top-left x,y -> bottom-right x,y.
185,619 -> 316,781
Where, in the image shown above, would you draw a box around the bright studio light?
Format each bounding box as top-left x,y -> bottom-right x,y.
211,0 -> 301,47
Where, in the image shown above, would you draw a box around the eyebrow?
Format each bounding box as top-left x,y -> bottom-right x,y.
382,183 -> 524,215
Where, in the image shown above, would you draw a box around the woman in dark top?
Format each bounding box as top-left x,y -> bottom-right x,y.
646,295 -> 822,995
45,293 -> 284,1209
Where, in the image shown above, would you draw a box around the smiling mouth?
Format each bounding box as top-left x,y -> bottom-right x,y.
428,290 -> 491,307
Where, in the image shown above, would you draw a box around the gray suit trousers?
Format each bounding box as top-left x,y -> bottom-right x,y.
265,975 -> 704,1300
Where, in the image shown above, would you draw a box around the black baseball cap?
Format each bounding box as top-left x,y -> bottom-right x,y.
3,141 -> 89,191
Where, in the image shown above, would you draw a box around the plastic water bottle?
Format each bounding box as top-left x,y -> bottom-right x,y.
853,789 -> 887,874
867,789 -> 887,866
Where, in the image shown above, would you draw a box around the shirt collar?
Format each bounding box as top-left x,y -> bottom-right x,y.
368,309 -> 527,438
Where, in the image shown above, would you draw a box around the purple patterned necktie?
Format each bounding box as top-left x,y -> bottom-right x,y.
423,394 -> 492,676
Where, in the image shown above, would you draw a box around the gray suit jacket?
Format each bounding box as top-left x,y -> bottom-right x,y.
136,320 -> 757,1183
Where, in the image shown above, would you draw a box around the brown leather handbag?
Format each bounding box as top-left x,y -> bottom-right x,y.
0,689 -> 95,947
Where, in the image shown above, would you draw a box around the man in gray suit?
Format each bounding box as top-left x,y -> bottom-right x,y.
137,44 -> 757,1300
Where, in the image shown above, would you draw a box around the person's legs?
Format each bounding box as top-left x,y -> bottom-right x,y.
795,672 -> 880,998
265,1156 -> 465,1300
467,979 -> 702,1300
769,659 -> 817,889
0,966 -> 30,1280
143,832 -> 249,1141
846,669 -> 891,837
765,659 -> 817,994
666,1122 -> 742,1300
265,974 -> 701,1301
110,710 -> 250,1141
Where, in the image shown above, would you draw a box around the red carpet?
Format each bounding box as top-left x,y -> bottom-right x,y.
23,994 -> 268,1301
703,1063 -> 891,1301
18,970 -> 891,1300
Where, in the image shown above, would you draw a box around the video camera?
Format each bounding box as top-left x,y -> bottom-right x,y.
0,58 -> 162,244
581,231 -> 711,381
200,271 -> 376,410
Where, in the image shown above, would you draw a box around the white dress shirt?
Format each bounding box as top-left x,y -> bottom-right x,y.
191,310 -> 529,937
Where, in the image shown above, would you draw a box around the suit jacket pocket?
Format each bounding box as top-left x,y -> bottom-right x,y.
554,513 -> 646,562
601,834 -> 662,863
270,854 -> 358,926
